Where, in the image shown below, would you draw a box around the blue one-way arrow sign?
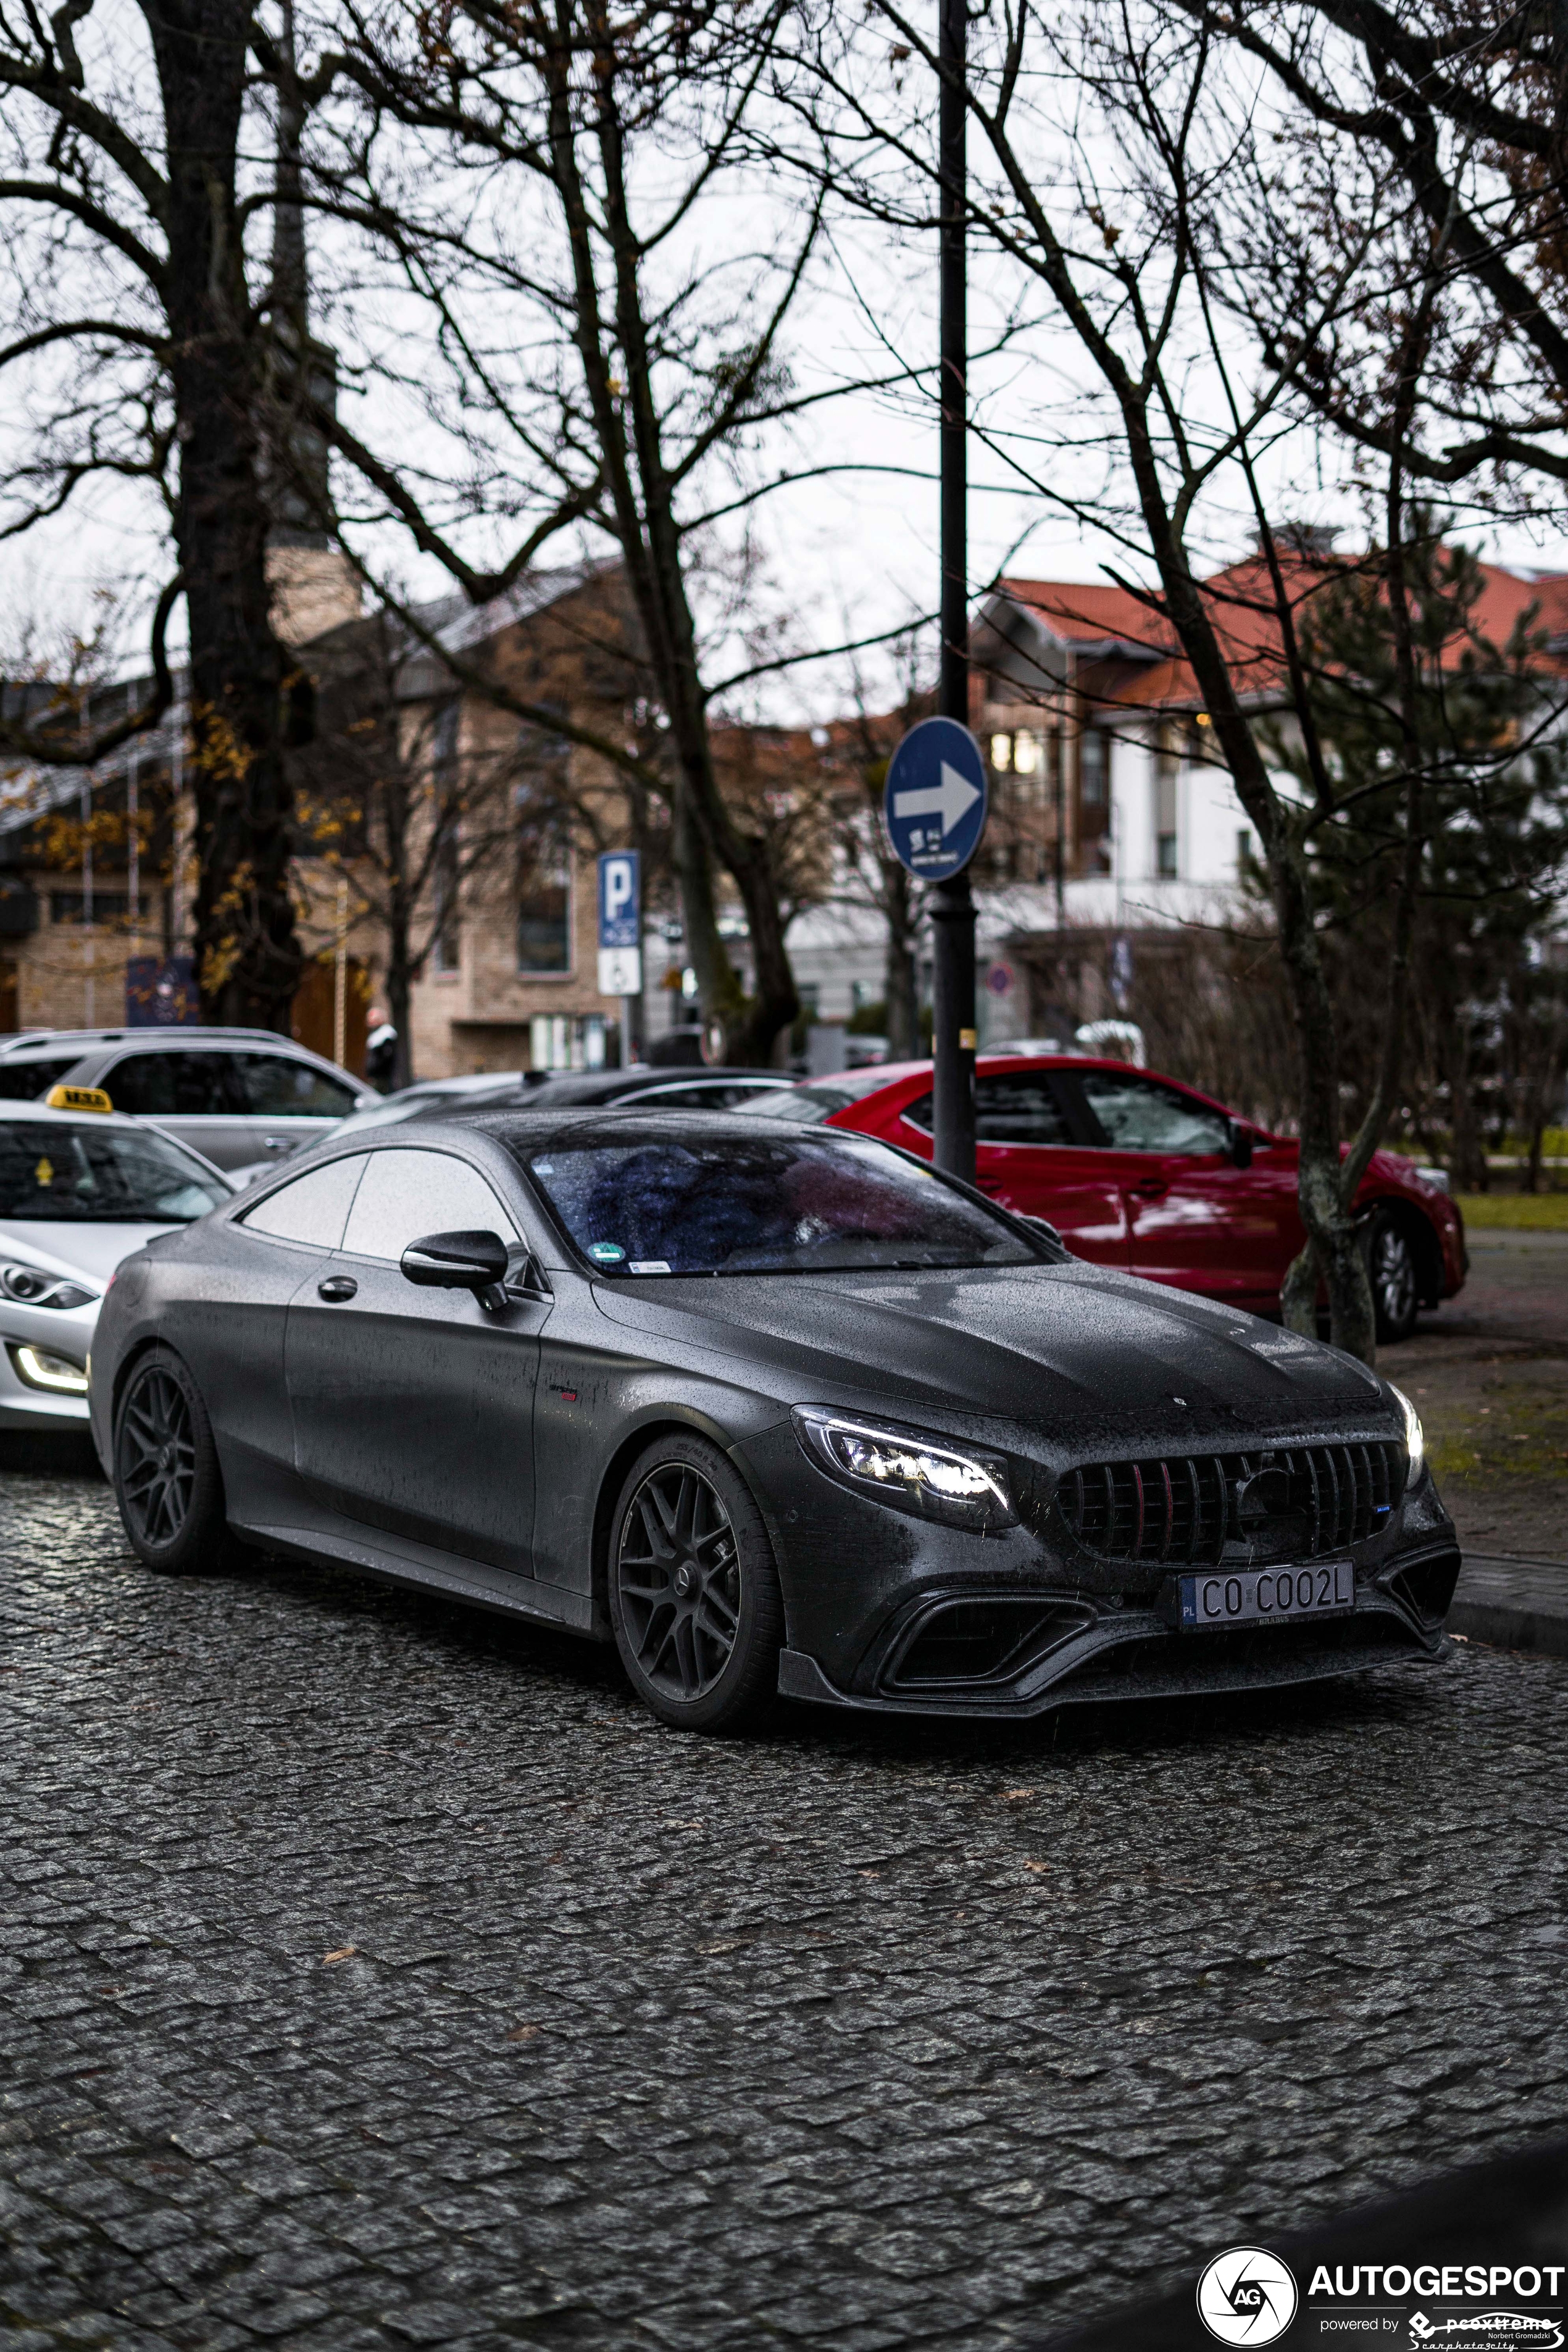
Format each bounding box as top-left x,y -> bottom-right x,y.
883,715 -> 988,880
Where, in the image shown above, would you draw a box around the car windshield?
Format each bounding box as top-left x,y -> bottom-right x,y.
0,1121 -> 230,1221
515,1128 -> 1044,1275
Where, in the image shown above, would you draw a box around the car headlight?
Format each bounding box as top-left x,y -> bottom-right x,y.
1387,1381 -> 1424,1477
9,1343 -> 89,1395
793,1405 -> 1015,1531
0,1262 -> 96,1311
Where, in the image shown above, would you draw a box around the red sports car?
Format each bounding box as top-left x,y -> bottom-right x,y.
753,1055 -> 1466,1343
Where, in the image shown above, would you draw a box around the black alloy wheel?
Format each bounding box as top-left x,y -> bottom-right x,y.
609,1432 -> 783,1732
1367,1211 -> 1420,1346
113,1347 -> 235,1574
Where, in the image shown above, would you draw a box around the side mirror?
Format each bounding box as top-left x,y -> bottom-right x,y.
401,1228 -> 510,1302
1228,1122 -> 1254,1170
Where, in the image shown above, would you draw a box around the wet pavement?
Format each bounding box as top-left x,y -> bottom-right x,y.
3,1462 -> 1567,2349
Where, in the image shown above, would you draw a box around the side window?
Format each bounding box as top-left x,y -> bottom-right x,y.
903,1080 -> 1074,1145
233,1053 -> 359,1119
1078,1072 -> 1230,1155
0,1058 -> 79,1101
102,1051 -> 240,1117
341,1148 -> 519,1262
241,1154 -> 369,1248
974,1074 -> 1075,1146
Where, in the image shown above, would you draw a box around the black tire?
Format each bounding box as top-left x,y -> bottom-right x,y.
607,1432 -> 783,1733
112,1346 -> 235,1575
1366,1210 -> 1420,1346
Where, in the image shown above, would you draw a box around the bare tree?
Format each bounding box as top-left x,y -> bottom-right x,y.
0,0 -> 311,1024
276,0 -> 929,1063
778,0 -> 1535,1360
1168,0 -> 1568,507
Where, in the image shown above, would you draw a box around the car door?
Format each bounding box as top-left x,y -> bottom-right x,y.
894,1072 -> 1132,1268
1065,1067 -> 1285,1307
217,1151 -> 374,1519
98,1046 -> 256,1169
228,1049 -> 364,1167
283,1143 -> 550,1574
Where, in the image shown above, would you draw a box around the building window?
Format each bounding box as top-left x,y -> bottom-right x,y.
530,1014 -> 606,1072
1154,724 -> 1180,879
49,892 -> 148,927
432,829 -> 460,973
1236,827 -> 1256,873
517,820 -> 572,974
1080,728 -> 1107,810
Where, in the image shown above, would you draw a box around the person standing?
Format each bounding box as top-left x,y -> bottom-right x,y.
364,1006 -> 399,1092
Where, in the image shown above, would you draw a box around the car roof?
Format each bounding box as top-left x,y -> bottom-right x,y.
458,1106 -> 901,1148
0,1025 -> 306,1056
770,1053 -> 1150,1099
0,1099 -> 171,1132
459,1067 -> 789,1109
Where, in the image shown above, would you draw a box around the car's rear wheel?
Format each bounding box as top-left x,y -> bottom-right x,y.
1367,1210 -> 1420,1346
608,1432 -> 783,1733
113,1346 -> 234,1574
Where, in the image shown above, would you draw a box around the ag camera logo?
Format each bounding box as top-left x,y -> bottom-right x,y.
1197,2246 -> 1299,2345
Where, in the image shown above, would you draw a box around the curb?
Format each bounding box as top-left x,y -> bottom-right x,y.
1449,1549 -> 1568,1660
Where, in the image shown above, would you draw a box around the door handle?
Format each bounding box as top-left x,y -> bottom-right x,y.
317,1275 -> 357,1301
1130,1177 -> 1169,1199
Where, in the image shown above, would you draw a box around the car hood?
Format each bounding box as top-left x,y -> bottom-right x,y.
594,1256 -> 1392,1456
0,1220 -> 180,1288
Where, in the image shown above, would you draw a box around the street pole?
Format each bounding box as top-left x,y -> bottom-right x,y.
930,0 -> 976,1184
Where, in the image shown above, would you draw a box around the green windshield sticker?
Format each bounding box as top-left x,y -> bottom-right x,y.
588,1241 -> 627,1263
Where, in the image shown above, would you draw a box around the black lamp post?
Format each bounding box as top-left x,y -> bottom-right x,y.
928,0 -> 977,1184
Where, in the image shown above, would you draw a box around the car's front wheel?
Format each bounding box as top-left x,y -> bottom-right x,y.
1367,1210 -> 1420,1346
608,1432 -> 783,1733
113,1346 -> 235,1574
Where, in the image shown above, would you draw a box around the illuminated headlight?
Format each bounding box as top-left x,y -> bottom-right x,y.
0,1262 -> 95,1310
793,1405 -> 1015,1530
1387,1381 -> 1424,1477
9,1343 -> 89,1395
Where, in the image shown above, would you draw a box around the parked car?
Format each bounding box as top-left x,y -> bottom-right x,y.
228,1066 -> 797,1185
228,1071 -> 529,1185
743,1054 -> 1466,1344
90,1109 -> 1456,1731
0,1093 -> 233,1430
0,1029 -> 375,1172
444,1066 -> 798,1114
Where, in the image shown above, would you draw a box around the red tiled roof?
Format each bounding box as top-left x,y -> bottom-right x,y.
995,555 -> 1568,714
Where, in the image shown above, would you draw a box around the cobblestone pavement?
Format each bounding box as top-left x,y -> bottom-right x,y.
4,1457 -> 1568,2352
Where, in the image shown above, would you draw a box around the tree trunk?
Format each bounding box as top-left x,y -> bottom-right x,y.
385,919 -> 414,1091
1125,456 -> 1372,1354
146,0 -> 302,1032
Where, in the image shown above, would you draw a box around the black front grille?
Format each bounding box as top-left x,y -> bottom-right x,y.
1058,1442 -> 1405,1566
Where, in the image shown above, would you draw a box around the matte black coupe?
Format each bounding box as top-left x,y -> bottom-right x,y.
90,1111 -> 1460,1733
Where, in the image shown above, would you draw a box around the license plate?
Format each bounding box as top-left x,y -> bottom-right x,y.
1175,1559 -> 1356,1632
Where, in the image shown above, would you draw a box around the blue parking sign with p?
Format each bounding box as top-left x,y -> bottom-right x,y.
598,851 -> 641,948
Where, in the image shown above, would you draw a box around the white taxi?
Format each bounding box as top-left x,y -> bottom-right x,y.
0,1087 -> 233,1430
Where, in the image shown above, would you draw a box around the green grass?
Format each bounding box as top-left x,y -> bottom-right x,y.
1456,1193 -> 1568,1232
1424,1374 -> 1568,1490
